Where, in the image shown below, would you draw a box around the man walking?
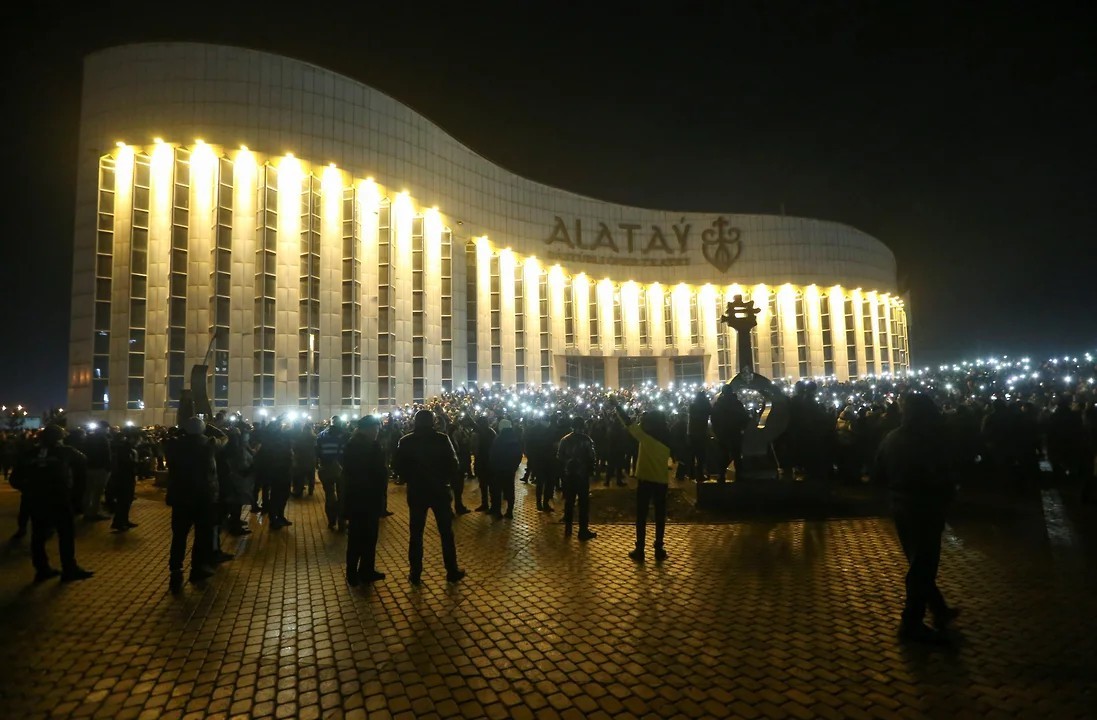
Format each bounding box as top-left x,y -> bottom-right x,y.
394,410 -> 465,585
874,392 -> 960,644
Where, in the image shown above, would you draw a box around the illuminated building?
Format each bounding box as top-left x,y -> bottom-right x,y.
67,44 -> 909,424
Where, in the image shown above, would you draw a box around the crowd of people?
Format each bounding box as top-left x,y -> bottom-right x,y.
2,351 -> 1095,644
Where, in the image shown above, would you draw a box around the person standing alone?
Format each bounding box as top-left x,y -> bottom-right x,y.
614,404 -> 672,562
341,415 -> 389,585
394,410 -> 465,585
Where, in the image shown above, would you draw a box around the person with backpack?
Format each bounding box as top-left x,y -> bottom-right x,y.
10,425 -> 94,582
557,416 -> 598,540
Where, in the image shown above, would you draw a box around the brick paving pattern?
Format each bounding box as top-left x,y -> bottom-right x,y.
0,476 -> 1094,719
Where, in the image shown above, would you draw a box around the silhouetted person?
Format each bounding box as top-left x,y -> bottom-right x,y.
711,385 -> 750,481
686,391 -> 711,481
109,427 -> 140,531
473,417 -> 496,512
394,410 -> 465,585
342,415 -> 388,585
874,393 -> 959,644
488,419 -> 522,517
10,425 -> 94,582
165,418 -> 224,592
316,416 -> 348,530
557,416 -> 598,540
83,421 -> 113,521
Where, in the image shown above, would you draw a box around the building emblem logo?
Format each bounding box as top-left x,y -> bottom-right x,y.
701,217 -> 742,272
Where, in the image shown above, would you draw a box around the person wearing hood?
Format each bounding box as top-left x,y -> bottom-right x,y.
614,404 -> 672,562
488,418 -> 523,518
165,417 -> 226,592
873,392 -> 959,645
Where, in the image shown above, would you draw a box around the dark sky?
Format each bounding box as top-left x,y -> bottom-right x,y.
3,2 -> 1095,409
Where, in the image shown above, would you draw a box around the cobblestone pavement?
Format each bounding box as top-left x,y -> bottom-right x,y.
0,474 -> 1094,720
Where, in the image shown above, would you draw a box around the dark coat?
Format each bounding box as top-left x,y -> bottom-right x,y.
165,434 -> 219,509
342,432 -> 388,517
395,428 -> 459,507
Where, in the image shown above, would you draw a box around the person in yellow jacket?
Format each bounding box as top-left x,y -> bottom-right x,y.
614,403 -> 671,562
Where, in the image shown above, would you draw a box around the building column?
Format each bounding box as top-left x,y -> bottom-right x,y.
424,209 -> 444,396
699,284 -> 719,384
319,166 -> 343,415
648,284 -> 665,355
228,149 -> 256,411
880,295 -> 895,374
548,264 -> 566,359
804,285 -> 824,377
475,237 -> 492,385
391,193 -> 414,404
622,281 -> 640,356
656,357 -> 672,386
752,285 -> 773,377
778,284 -> 798,381
275,156 -> 303,409
604,356 -> 620,389
357,179 -> 381,411
523,257 -> 542,388
185,143 -> 215,382
597,278 -> 614,356
144,142 -> 175,424
573,274 -> 591,355
828,287 -> 849,382
867,291 -> 882,376
499,248 -> 517,386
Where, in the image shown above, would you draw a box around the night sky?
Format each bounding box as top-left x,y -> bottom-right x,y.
3,3 -> 1094,410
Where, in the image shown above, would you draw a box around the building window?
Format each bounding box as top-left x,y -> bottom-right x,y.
862,299 -> 875,369
490,254 -> 501,385
377,200 -> 395,405
769,292 -> 784,379
514,265 -> 525,389
820,294 -> 834,377
663,292 -> 673,348
614,288 -> 623,350
672,357 -> 705,387
619,357 -> 658,387
92,155 -> 116,411
341,187 -> 361,406
563,357 -> 604,387
564,279 -> 574,347
844,295 -> 857,379
465,240 -> 478,386
411,215 -> 425,403
795,292 -> 808,379
539,274 -> 551,384
210,156 -> 233,408
298,176 -> 320,407
589,288 -> 599,348
638,288 -> 649,348
253,164 -> 277,407
877,305 -> 891,374
690,293 -> 701,347
127,153 -> 151,411
441,229 -> 453,392
166,148 -> 190,409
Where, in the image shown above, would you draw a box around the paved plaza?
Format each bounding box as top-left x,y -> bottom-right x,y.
0,474 -> 1094,720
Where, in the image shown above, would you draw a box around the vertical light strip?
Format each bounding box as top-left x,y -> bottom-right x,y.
276,154 -> 303,407
208,150 -> 235,409
299,173 -> 321,408
573,273 -> 591,355
672,283 -> 691,353
752,284 -> 771,375
389,192 -> 413,402
880,294 -> 894,374
357,178 -> 380,409
499,248 -> 517,385
142,143 -> 172,417
424,208 -> 444,397
376,198 -> 394,406
475,236 -> 492,385
778,284 -> 798,380
523,257 -> 542,389
548,264 -> 566,360
230,148 -> 256,411
93,153 -> 119,411
319,164 -> 342,411
648,283 -> 665,355
188,142 -> 216,403
804,285 -> 824,377
698,284 -> 718,384
597,278 -> 614,356
410,212 -> 425,402
621,281 -> 640,355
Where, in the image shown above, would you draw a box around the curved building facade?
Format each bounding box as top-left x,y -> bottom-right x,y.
68,43 -> 909,424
